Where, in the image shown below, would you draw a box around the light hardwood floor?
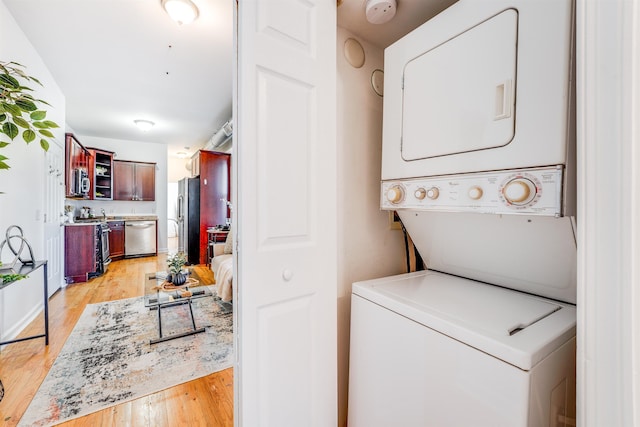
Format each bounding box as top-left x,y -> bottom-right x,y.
0,255 -> 233,427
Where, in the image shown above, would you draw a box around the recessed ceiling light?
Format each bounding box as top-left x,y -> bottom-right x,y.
134,119 -> 155,132
162,0 -> 199,25
176,151 -> 189,158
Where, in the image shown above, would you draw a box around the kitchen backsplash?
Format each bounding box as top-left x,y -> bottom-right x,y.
66,199 -> 157,219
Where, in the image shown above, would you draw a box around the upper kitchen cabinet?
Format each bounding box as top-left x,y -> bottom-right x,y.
87,148 -> 114,200
113,160 -> 156,201
65,133 -> 92,199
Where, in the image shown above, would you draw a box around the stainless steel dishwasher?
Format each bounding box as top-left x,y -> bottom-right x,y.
125,220 -> 157,257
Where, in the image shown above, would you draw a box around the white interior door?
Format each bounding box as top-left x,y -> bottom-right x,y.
235,1 -> 337,426
43,140 -> 64,296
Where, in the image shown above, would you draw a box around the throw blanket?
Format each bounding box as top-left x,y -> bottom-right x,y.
212,254 -> 233,302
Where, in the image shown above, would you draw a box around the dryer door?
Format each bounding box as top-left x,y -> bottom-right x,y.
402,9 -> 518,161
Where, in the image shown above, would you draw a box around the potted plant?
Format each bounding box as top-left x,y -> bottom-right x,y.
1,61 -> 60,170
166,252 -> 187,285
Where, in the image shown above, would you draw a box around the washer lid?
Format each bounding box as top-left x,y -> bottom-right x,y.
352,270 -> 576,370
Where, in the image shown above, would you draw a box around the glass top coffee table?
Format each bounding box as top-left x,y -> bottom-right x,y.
144,272 -> 213,344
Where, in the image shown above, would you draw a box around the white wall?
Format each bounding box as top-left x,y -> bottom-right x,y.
0,0 -> 66,341
336,28 -> 406,427
66,135 -> 169,253
167,155 -> 191,183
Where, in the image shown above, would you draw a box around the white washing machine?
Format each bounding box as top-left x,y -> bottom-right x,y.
348,0 -> 577,425
348,213 -> 577,427
349,271 -> 576,427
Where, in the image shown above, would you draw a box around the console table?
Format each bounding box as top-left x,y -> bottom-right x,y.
0,261 -> 49,346
207,229 -> 228,266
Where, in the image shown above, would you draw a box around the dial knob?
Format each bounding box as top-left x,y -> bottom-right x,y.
468,186 -> 483,200
426,187 -> 440,200
386,185 -> 405,204
503,178 -> 537,205
414,188 -> 427,200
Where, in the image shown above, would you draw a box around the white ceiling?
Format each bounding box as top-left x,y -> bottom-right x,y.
4,0 -> 455,158
337,0 -> 457,49
4,0 -> 233,158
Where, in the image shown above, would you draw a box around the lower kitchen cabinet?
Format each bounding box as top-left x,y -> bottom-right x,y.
108,221 -> 125,260
65,225 -> 97,284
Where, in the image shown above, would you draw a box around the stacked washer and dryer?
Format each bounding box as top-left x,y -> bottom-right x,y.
348,1 -> 577,426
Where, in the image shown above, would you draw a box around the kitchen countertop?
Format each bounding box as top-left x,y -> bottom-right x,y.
107,215 -> 158,221
65,215 -> 158,226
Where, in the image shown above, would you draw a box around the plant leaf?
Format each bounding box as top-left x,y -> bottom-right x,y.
23,129 -> 36,143
30,110 -> 46,120
0,73 -> 20,89
40,139 -> 49,151
13,116 -> 29,128
0,141 -> 9,148
2,103 -> 22,116
2,122 -> 18,140
38,129 -> 54,138
32,121 -> 47,129
0,113 -> 6,122
0,159 -> 9,170
42,120 -> 59,128
15,99 -> 37,112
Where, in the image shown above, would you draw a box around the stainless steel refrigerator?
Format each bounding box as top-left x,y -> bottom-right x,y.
177,177 -> 200,265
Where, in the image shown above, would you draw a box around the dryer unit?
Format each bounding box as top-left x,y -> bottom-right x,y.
381,0 -> 576,217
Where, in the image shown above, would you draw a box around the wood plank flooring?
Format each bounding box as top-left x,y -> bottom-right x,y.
0,255 -> 233,427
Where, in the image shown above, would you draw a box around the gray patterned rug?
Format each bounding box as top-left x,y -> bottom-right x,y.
18,287 -> 233,427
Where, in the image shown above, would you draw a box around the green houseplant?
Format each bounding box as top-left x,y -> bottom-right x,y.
0,61 -> 60,170
166,252 -> 187,285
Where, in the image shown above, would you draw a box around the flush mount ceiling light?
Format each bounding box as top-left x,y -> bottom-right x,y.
162,0 -> 199,25
176,151 -> 189,158
134,119 -> 155,132
365,0 -> 397,24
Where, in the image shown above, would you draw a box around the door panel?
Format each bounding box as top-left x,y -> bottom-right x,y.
44,141 -> 64,295
236,0 -> 337,425
135,162 -> 156,201
402,9 -> 518,160
113,160 -> 134,200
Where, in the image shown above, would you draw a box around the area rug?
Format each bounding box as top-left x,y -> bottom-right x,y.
18,287 -> 233,427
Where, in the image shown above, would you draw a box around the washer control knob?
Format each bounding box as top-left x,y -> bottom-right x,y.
426,187 -> 440,200
468,186 -> 483,200
414,188 -> 427,200
386,185 -> 405,204
503,178 -> 536,205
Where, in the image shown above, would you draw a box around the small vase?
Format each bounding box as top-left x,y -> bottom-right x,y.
173,272 -> 187,286
166,273 -> 174,283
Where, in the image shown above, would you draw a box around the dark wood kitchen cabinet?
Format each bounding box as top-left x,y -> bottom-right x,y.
197,150 -> 231,264
87,148 -> 114,200
113,160 -> 156,201
108,221 -> 125,260
64,224 -> 97,284
64,133 -> 91,198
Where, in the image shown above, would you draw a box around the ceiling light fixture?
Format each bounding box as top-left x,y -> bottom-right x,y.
176,151 -> 189,158
134,119 -> 155,132
162,0 -> 199,25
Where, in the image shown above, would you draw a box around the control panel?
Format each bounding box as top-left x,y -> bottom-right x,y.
381,166 -> 564,216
